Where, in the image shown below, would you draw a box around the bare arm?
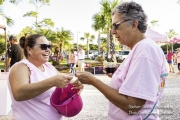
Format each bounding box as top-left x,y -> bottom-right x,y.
76,72 -> 146,114
7,57 -> 11,67
92,78 -> 145,114
9,63 -> 72,101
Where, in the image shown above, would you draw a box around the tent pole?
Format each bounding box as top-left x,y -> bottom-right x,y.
4,27 -> 8,72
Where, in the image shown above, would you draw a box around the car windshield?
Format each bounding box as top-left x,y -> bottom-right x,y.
120,51 -> 130,55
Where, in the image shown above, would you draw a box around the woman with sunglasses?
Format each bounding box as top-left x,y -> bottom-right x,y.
7,34 -> 83,120
75,1 -> 168,120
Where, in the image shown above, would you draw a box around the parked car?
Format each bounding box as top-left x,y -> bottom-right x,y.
85,52 -> 95,60
116,50 -> 130,63
115,50 -> 122,57
0,54 -> 5,61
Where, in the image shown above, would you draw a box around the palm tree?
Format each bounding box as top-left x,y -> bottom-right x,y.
166,29 -> 178,51
92,13 -> 105,54
0,0 -> 15,26
80,32 -> 95,58
150,20 -> 159,30
55,28 -> 73,53
100,37 -> 107,58
92,0 -> 121,61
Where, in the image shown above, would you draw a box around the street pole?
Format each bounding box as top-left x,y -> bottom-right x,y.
4,28 -> 8,72
77,31 -> 78,50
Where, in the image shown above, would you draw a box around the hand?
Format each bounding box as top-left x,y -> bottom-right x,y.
72,80 -> 84,95
103,66 -> 118,78
53,73 -> 73,88
75,71 -> 97,85
103,69 -> 113,78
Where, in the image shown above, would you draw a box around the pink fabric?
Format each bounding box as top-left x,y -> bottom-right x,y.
167,52 -> 173,60
8,59 -> 63,120
176,52 -> 180,63
108,38 -> 168,120
68,53 -> 75,64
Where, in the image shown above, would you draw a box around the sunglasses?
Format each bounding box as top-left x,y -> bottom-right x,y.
36,44 -> 52,50
111,19 -> 132,30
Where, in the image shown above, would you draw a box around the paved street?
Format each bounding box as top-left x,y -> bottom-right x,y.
1,65 -> 180,120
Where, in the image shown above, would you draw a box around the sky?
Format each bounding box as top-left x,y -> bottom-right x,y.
1,0 -> 180,44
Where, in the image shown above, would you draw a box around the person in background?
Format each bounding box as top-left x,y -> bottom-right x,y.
77,45 -> 85,71
74,50 -> 78,67
8,34 -> 83,120
58,52 -> 64,66
167,49 -> 175,73
176,48 -> 180,74
19,36 -> 25,49
50,52 -> 60,66
75,1 -> 168,120
19,36 -> 26,58
7,35 -> 23,68
68,49 -> 75,75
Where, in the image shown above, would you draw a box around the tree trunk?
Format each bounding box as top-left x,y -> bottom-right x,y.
106,31 -> 110,61
61,41 -> 64,54
87,39 -> 89,58
98,32 -> 100,54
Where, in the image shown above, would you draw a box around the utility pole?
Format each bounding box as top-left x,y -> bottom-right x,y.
77,31 -> 78,49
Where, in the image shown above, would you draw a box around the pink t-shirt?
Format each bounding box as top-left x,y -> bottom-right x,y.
108,38 -> 168,120
167,52 -> 173,60
8,59 -> 63,120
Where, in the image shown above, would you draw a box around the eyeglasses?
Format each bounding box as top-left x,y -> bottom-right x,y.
35,44 -> 52,50
111,19 -> 132,30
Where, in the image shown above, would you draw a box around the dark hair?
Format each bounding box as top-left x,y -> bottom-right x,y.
19,36 -> 25,49
9,35 -> 17,41
21,34 -> 44,58
70,49 -> 74,53
112,1 -> 148,33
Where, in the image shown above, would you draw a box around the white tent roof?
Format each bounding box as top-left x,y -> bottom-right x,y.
0,15 -> 7,29
145,28 -> 169,42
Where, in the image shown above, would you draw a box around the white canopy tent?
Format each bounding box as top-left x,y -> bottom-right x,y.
145,28 -> 170,52
0,15 -> 8,71
145,28 -> 169,42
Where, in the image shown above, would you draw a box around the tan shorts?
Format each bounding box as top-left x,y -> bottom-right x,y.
78,60 -> 84,68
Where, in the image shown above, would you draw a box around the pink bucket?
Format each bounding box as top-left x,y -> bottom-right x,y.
50,83 -> 83,117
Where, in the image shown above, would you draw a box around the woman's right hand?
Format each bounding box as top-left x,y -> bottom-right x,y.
53,73 -> 73,88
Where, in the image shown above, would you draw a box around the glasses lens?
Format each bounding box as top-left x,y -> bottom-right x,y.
40,44 -> 52,50
47,45 -> 52,49
112,23 -> 118,30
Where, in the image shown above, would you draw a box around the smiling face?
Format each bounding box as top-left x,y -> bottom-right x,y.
27,36 -> 51,64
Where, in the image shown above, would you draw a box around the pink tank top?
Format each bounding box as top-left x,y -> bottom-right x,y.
8,59 -> 63,120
